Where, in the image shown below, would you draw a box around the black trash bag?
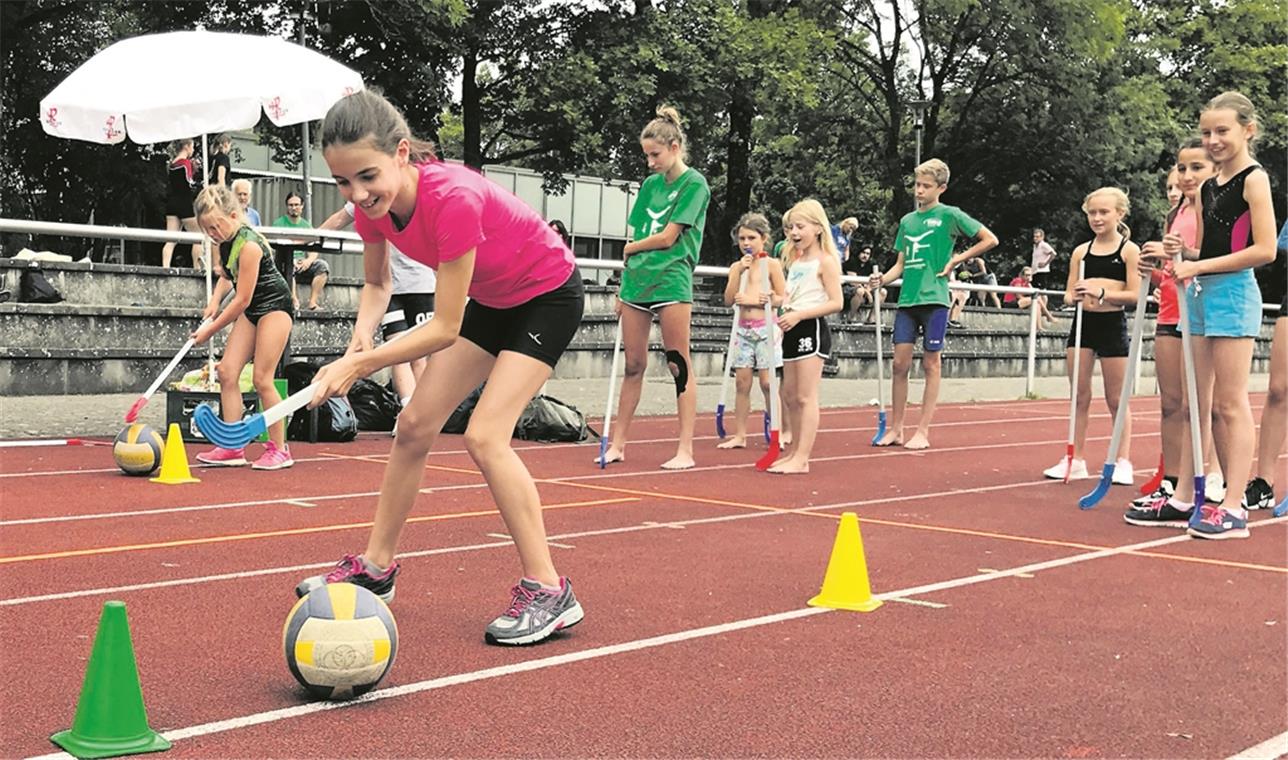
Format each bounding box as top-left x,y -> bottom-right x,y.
282,360 -> 358,442
515,394 -> 589,443
347,379 -> 402,431
19,268 -> 64,304
441,383 -> 484,434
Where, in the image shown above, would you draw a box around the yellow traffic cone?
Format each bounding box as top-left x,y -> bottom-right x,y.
150,423 -> 200,485
807,512 -> 882,612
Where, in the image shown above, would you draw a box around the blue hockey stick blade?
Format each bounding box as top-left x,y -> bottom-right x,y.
763,412 -> 770,444
715,404 -> 726,439
1078,463 -> 1115,509
193,402 -> 265,450
870,410 -> 887,446
1273,494 -> 1288,518
598,436 -> 608,470
1187,475 -> 1208,528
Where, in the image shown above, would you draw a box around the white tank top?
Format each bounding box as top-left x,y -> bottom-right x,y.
784,257 -> 828,311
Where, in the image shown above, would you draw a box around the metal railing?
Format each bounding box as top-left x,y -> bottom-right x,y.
2,217 -> 1278,397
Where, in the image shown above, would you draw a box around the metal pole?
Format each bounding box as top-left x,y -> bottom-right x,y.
299,17 -> 313,224
1026,294 -> 1039,396
202,134 -> 216,380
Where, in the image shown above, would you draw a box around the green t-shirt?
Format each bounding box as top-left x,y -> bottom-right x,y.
893,203 -> 982,307
620,168 -> 710,303
273,215 -> 313,262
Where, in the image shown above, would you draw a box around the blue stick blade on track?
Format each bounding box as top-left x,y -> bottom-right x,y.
1187,475 -> 1207,528
715,404 -> 726,439
763,411 -> 770,444
871,410 -> 887,446
598,436 -> 608,470
1078,463 -> 1114,509
1273,494 -> 1288,518
193,403 -> 265,449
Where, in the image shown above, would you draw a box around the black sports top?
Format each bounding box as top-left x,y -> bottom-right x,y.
1199,164 -> 1259,261
1082,235 -> 1127,281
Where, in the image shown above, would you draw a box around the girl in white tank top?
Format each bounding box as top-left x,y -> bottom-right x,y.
769,199 -> 844,475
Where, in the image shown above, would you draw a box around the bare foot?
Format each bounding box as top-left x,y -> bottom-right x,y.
660,454 -> 695,470
780,434 -> 793,446
594,448 -> 625,465
874,429 -> 902,447
904,432 -> 931,450
716,437 -> 746,449
771,461 -> 810,474
766,456 -> 795,473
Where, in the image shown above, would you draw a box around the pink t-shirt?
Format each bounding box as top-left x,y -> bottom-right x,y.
1154,203 -> 1199,326
354,162 -> 574,309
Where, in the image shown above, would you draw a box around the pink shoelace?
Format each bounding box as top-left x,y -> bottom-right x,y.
504,583 -> 554,618
1196,504 -> 1226,527
324,554 -> 365,583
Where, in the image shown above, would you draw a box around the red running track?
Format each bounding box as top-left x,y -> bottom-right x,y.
1,397 -> 1285,759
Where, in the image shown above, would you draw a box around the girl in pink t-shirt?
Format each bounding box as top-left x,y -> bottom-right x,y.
296,90 -> 584,646
1132,139 -> 1221,510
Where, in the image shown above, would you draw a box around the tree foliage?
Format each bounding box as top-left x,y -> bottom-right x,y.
2,0 -> 1283,276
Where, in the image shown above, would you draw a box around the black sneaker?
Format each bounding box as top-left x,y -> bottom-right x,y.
1124,496 -> 1193,528
1243,477 -> 1274,510
296,553 -> 400,603
1132,479 -> 1175,508
947,320 -> 965,329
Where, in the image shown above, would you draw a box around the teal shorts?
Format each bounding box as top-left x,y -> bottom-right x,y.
1182,269 -> 1263,338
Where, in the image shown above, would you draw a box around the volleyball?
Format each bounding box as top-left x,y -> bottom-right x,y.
112,423 -> 164,476
283,583 -> 398,700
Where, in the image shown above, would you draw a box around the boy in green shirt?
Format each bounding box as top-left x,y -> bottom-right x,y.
870,159 -> 998,449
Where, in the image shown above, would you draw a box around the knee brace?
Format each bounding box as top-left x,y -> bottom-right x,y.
665,349 -> 689,397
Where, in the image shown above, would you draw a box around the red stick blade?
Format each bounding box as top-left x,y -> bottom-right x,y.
755,432 -> 781,471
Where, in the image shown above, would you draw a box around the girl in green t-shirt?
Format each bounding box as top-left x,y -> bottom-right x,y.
600,106 -> 711,470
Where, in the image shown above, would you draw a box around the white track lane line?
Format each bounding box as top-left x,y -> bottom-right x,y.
23,520 -> 1285,760
7,475 -> 1282,607
4,400 -> 1189,480
0,431 -> 1152,527
1227,730 -> 1288,760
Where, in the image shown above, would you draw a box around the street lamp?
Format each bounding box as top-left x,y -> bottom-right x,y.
908,99 -> 930,169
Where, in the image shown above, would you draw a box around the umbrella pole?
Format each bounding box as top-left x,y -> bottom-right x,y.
202,133 -> 215,384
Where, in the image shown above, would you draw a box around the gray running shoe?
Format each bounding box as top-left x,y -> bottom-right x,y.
485,577 -> 583,646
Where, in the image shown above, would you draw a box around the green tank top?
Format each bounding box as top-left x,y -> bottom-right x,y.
219,225 -> 293,314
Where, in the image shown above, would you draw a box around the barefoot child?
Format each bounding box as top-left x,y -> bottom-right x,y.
870,159 -> 998,450
190,184 -> 295,470
601,105 -> 711,470
718,212 -> 786,450
768,199 -> 844,474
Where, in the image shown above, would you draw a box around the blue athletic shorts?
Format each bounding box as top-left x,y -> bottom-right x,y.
893,305 -> 949,352
1182,269 -> 1263,338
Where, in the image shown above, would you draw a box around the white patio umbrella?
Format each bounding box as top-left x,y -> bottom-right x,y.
39,30 -> 362,376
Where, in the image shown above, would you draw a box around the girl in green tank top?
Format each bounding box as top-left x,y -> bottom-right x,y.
189,185 -> 296,471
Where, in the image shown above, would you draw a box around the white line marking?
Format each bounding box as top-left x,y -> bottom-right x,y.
484,533 -> 575,550
0,432 -> 1144,528
1228,730 -> 1288,760
283,500 -> 317,508
23,524 -> 1281,758
2,402 -> 1185,481
888,597 -> 948,609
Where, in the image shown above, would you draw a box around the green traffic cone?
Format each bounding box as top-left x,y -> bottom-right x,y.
50,601 -> 170,759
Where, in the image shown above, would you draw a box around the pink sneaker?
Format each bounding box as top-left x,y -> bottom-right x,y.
196,446 -> 247,466
251,441 -> 294,470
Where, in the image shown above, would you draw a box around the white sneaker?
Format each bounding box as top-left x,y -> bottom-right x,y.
1205,472 -> 1226,503
1112,458 -> 1134,486
1044,457 -> 1089,480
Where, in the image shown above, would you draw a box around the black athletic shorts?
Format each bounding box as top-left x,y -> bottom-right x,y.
382,293 -> 435,340
782,316 -> 832,362
458,269 -> 584,368
1156,322 -> 1182,339
1067,310 -> 1128,357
